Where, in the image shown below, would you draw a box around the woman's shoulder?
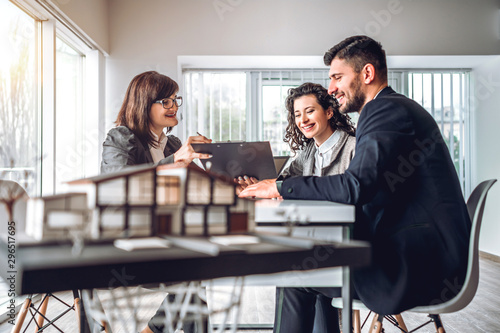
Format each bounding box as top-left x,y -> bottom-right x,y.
104,126 -> 138,146
338,130 -> 356,152
166,134 -> 182,147
290,140 -> 315,163
106,126 -> 135,138
301,139 -> 317,152
345,132 -> 356,145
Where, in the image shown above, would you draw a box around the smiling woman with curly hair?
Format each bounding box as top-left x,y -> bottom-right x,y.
272,82 -> 357,333
279,82 -> 356,179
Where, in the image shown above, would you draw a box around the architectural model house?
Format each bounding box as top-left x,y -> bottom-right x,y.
25,192 -> 88,241
156,163 -> 255,236
67,164 -> 159,239
45,162 -> 256,239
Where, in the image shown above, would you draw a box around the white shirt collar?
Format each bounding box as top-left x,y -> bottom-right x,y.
149,131 -> 168,164
151,131 -> 168,146
313,131 -> 342,176
316,130 -> 341,154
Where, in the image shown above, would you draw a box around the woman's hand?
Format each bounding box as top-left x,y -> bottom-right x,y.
234,175 -> 259,195
174,134 -> 212,163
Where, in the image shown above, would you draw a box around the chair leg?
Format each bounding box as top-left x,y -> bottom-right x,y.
11,296 -> 32,333
369,313 -> 384,333
353,310 -> 361,333
395,314 -> 408,332
430,314 -> 446,333
35,294 -> 50,331
73,290 -> 81,332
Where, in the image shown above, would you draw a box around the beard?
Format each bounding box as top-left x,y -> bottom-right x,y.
340,76 -> 366,114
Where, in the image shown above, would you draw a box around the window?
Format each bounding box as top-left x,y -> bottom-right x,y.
0,0 -> 105,198
0,1 -> 39,196
183,68 -> 471,192
183,72 -> 246,142
253,70 -> 330,156
183,69 -> 330,156
391,70 -> 471,194
55,36 -> 86,192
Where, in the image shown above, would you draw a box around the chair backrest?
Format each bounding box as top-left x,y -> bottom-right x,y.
427,179 -> 497,313
0,179 -> 29,235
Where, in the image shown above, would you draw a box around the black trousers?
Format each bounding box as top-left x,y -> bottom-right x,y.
274,287 -> 341,333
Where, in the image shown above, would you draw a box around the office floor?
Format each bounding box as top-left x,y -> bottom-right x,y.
1,255 -> 499,332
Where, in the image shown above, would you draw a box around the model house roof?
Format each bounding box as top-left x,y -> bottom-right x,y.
67,164 -> 157,185
157,162 -> 235,185
67,162 -> 236,187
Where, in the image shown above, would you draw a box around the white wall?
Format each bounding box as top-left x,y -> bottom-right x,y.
53,0 -> 109,53
472,57 -> 500,257
56,0 -> 500,255
104,0 -> 500,127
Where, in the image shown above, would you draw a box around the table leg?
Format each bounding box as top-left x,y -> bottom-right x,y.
341,225 -> 353,333
342,265 -> 352,333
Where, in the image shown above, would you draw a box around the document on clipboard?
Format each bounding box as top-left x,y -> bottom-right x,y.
191,141 -> 277,180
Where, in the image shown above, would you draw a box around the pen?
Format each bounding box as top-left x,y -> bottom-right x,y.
197,131 -> 203,137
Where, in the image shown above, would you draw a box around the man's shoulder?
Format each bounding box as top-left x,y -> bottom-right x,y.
364,88 -> 424,118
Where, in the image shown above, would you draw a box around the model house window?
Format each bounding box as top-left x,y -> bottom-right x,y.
157,176 -> 181,205
182,68 -> 471,193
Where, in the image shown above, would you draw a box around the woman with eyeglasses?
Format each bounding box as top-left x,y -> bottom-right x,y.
101,71 -> 209,333
101,70 -> 212,174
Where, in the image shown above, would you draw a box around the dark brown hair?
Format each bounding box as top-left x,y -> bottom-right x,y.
115,71 -> 179,147
284,82 -> 356,153
324,35 -> 387,83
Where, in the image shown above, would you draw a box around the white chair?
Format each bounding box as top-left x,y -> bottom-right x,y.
332,179 -> 497,333
0,179 -> 28,235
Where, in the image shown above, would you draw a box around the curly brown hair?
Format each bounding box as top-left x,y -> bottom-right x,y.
284,82 -> 356,153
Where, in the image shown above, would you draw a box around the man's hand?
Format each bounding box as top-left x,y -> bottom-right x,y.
234,175 -> 259,195
238,179 -> 280,199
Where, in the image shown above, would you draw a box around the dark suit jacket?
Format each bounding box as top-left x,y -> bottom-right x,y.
100,126 -> 182,174
280,87 -> 471,315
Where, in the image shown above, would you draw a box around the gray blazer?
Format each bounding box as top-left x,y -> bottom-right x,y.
100,126 -> 182,174
279,130 -> 356,178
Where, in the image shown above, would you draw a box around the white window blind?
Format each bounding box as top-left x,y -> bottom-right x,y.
407,71 -> 470,194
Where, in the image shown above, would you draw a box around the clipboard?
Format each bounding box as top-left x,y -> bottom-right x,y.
191,141 -> 277,180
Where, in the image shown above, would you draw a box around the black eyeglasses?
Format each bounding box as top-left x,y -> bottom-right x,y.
154,96 -> 183,109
